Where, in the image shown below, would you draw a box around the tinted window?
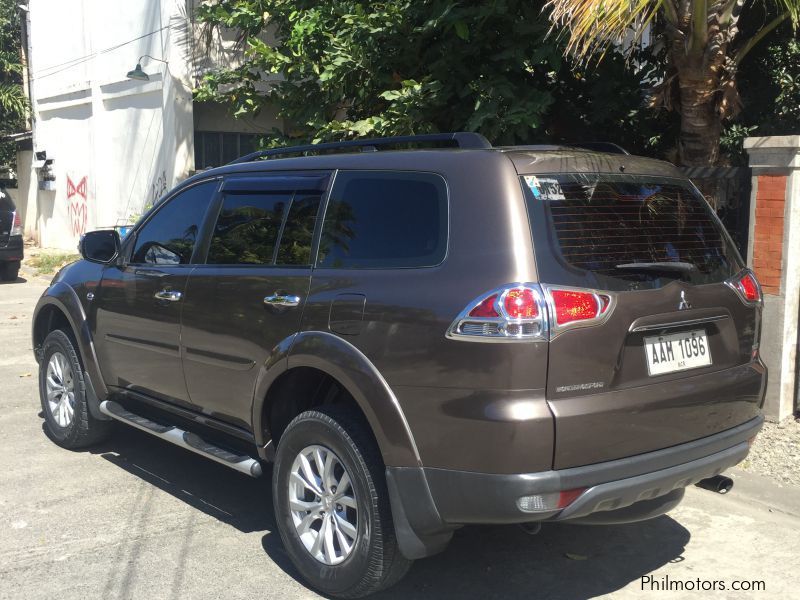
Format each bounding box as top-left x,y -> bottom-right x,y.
523,173 -> 742,291
317,172 -> 447,269
207,192 -> 290,265
131,180 -> 217,265
0,188 -> 14,212
276,193 -> 322,265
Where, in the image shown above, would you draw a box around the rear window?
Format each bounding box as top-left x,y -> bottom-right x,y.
317,171 -> 447,269
522,173 -> 742,291
0,189 -> 14,212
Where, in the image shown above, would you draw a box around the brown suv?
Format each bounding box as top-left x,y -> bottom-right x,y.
32,133 -> 766,598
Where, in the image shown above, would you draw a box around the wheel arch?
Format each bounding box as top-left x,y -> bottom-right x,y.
33,282 -> 109,401
253,331 -> 421,468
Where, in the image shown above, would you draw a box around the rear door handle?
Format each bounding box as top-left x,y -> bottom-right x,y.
154,289 -> 183,302
264,294 -> 301,307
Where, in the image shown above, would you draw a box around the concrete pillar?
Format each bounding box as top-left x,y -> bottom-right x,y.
744,135 -> 800,421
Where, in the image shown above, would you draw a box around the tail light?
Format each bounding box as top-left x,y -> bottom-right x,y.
10,211 -> 21,236
545,287 -> 612,334
447,284 -> 548,341
726,270 -> 762,305
446,283 -> 613,342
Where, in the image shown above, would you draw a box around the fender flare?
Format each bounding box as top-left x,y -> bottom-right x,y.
251,330 -> 421,468
33,282 -> 110,416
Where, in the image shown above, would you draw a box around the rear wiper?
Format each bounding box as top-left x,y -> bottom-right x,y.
614,261 -> 698,273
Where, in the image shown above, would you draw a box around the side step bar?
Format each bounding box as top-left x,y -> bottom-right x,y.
99,400 -> 262,478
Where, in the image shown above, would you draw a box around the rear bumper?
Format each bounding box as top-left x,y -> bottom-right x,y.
0,234 -> 23,262
387,415 -> 762,558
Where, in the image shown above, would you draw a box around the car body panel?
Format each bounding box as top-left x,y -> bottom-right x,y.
0,234 -> 23,262
284,330 -> 421,468
32,260 -> 108,399
93,264 -> 193,406
181,265 -> 313,429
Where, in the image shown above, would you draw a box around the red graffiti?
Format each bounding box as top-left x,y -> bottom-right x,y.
66,175 -> 88,237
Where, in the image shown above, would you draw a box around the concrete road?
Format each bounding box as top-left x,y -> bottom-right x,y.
2,271 -> 799,599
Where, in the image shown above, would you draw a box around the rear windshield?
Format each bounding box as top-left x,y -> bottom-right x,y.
0,188 -> 14,212
522,173 -> 742,291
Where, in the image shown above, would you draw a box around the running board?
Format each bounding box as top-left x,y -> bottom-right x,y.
99,400 -> 262,478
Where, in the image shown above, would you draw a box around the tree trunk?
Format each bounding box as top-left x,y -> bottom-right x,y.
676,72 -> 722,166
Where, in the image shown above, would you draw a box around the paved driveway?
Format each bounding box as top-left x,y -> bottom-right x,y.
2,271 -> 799,599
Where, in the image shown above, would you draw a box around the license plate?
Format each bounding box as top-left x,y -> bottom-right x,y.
644,329 -> 712,376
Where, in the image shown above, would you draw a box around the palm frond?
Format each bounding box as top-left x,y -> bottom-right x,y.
773,0 -> 800,24
546,0 -> 669,62
0,82 -> 27,120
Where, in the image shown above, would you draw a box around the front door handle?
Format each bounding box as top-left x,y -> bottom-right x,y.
264,294 -> 301,308
136,268 -> 169,278
155,289 -> 183,302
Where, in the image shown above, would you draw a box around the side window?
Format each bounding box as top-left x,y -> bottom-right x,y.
131,180 -> 218,265
207,192 -> 291,265
276,193 -> 322,266
317,171 -> 447,269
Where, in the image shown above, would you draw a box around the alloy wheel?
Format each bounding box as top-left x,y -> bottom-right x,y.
288,444 -> 359,565
45,352 -> 75,428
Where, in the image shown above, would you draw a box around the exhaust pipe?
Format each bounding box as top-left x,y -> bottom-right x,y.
695,475 -> 733,494
518,522 -> 542,535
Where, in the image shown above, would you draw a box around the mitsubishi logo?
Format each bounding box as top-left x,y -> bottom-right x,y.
678,290 -> 692,311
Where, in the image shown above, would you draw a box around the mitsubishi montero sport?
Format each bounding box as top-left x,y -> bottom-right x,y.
33,133 -> 766,597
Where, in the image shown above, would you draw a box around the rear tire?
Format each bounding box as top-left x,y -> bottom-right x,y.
39,329 -> 112,449
0,261 -> 19,281
273,406 -> 412,598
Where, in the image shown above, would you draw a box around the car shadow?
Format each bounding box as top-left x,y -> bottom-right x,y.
0,275 -> 27,284
373,518 -> 689,599
88,424 -> 275,534
88,425 -> 690,599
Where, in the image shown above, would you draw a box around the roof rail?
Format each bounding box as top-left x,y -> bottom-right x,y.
564,142 -> 629,155
228,132 -> 492,165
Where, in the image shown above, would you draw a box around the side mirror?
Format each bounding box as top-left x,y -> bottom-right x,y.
79,230 -> 120,264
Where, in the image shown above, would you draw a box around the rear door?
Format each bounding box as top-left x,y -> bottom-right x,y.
179,173 -> 329,428
523,173 -> 765,469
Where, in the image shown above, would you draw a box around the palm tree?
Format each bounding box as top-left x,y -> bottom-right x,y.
546,0 -> 800,166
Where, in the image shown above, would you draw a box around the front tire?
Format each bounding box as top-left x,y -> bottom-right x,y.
39,329 -> 112,448
273,406 -> 411,598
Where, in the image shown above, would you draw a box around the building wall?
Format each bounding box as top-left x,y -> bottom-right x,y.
19,0 -> 195,250
19,0 -> 281,250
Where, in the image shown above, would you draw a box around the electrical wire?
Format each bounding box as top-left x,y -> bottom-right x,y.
31,24 -> 183,81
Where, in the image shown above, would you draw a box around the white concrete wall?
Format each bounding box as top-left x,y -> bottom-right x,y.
17,0 -> 283,249
23,0 -> 195,250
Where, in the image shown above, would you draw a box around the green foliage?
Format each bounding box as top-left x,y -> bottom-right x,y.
28,252 -> 79,275
722,18 -> 800,163
0,1 -> 26,167
764,39 -> 800,130
195,0 -> 662,151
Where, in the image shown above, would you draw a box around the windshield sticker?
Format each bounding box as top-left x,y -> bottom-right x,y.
524,176 -> 565,201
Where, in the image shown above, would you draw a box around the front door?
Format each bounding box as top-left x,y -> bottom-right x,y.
179,173 -> 329,428
93,179 -> 220,405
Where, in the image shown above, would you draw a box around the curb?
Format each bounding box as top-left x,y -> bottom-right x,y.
725,467 -> 800,518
